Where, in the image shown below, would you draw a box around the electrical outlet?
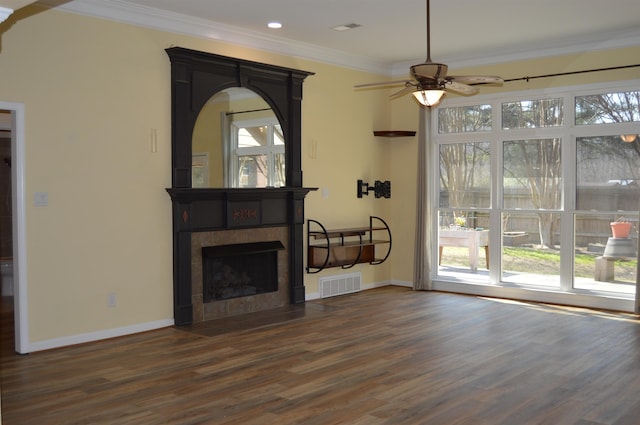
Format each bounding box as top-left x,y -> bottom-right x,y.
108,293 -> 117,308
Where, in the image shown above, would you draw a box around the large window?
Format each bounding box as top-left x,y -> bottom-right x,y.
433,83 -> 640,308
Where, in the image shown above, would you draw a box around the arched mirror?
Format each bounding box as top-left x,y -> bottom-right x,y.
192,87 -> 284,188
166,47 -> 313,190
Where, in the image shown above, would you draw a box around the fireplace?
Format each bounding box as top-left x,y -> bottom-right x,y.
166,48 -> 315,325
189,225 -> 292,323
167,188 -> 313,325
202,241 -> 285,302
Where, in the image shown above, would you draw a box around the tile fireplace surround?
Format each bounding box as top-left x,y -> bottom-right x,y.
191,227 -> 289,323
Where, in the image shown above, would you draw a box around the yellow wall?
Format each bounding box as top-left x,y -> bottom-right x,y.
0,6 -> 391,344
192,94 -> 227,187
1,5 -> 638,346
302,60 -> 395,290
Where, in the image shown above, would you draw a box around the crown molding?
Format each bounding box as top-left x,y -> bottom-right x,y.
390,27 -> 640,77
0,6 -> 14,23
40,0 -> 392,75
41,0 -> 640,78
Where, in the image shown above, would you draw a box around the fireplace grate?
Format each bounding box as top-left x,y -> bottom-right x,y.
202,241 -> 284,302
319,272 -> 361,298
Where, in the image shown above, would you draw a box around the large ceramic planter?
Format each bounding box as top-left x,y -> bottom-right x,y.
610,221 -> 632,239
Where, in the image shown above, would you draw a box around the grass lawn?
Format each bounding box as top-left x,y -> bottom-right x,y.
439,246 -> 637,281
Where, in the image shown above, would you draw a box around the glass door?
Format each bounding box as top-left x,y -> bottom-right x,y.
572,90 -> 639,296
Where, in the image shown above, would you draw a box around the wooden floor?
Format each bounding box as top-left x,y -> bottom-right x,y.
3,287 -> 640,425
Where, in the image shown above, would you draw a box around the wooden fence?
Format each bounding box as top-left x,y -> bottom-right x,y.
440,185 -> 639,247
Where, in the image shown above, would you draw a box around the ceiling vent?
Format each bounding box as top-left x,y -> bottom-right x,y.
331,23 -> 362,32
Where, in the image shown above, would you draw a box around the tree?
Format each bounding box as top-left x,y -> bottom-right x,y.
439,143 -> 490,211
438,105 -> 492,224
504,139 -> 562,248
502,99 -> 563,248
576,91 -> 640,158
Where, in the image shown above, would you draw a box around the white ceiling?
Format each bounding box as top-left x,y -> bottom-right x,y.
0,0 -> 36,10
37,0 -> 640,75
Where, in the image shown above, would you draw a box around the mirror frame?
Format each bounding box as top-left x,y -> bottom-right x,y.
166,47 -> 314,188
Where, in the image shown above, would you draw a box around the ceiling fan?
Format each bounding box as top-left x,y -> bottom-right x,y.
355,0 -> 503,107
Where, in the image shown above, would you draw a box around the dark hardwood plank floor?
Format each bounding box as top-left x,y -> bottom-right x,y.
2,287 -> 640,425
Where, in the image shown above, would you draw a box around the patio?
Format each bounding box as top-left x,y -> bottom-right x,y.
437,245 -> 637,297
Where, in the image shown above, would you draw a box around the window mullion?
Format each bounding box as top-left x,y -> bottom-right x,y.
489,100 -> 503,281
559,92 -> 577,291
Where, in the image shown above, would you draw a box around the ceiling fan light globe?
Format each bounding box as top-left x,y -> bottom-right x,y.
413,89 -> 445,107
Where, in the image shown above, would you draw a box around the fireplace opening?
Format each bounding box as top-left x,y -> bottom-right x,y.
202,241 -> 285,302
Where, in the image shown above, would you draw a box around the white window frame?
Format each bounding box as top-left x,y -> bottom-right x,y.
430,79 -> 640,312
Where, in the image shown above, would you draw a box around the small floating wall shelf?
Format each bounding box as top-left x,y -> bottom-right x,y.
373,131 -> 416,137
306,216 -> 392,273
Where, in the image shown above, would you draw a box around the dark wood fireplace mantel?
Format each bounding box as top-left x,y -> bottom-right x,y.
166,48 -> 314,325
166,187 -> 316,232
168,187 -> 316,325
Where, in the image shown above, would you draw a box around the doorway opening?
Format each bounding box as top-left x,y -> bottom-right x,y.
0,102 -> 28,354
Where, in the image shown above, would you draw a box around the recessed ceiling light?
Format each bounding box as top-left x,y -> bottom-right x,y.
268,22 -> 282,29
331,23 -> 362,32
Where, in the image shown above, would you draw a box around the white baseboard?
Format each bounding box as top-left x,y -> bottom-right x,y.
305,291 -> 321,300
25,282 -> 414,351
390,280 -> 413,288
363,280 -> 394,290
25,318 -> 175,353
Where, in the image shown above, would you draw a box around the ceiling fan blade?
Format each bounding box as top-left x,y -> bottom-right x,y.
445,81 -> 479,96
449,75 -> 504,85
390,85 -> 419,99
356,0 -> 503,107
354,79 -> 412,89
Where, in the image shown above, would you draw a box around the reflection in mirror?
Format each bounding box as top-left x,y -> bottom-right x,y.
192,87 -> 283,188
